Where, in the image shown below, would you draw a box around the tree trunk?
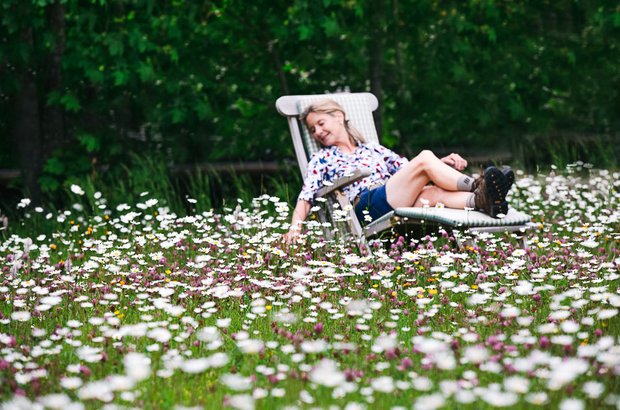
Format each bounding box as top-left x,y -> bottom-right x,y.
41,1 -> 66,159
392,0 -> 409,102
367,0 -> 385,137
269,40 -> 290,96
13,27 -> 43,203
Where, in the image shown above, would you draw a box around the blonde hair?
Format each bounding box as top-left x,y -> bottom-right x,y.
300,99 -> 367,145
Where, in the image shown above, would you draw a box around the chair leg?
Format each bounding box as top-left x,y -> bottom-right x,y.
451,229 -> 471,251
333,190 -> 367,248
518,234 -> 528,249
317,209 -> 333,240
448,229 -> 460,250
358,234 -> 372,256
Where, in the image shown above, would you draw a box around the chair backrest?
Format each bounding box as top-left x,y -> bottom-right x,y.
276,93 -> 379,177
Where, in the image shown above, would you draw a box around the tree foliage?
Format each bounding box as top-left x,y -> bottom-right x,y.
1,0 -> 619,198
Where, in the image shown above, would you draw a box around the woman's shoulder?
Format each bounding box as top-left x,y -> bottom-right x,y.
361,142 -> 388,152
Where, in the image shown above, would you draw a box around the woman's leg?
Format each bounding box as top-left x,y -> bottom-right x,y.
413,185 -> 474,209
385,150 -> 472,208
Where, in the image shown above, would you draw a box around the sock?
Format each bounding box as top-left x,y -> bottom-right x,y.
457,176 -> 474,192
466,193 -> 476,209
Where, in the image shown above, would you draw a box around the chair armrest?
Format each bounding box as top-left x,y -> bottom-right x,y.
315,168 -> 372,198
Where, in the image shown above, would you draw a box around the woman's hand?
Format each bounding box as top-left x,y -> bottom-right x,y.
283,227 -> 302,244
441,153 -> 468,171
283,200 -> 311,245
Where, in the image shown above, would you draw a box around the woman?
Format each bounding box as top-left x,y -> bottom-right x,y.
284,99 -> 513,242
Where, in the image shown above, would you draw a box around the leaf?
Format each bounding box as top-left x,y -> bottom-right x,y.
298,25 -> 314,41
113,70 -> 129,86
477,110 -> 491,127
321,16 -> 340,37
78,133 -> 101,153
508,99 -> 525,120
382,132 -> 398,147
71,157 -> 92,173
171,107 -> 186,123
46,90 -> 62,106
60,93 -> 81,112
85,67 -> 104,83
137,63 -> 155,82
137,36 -> 148,53
194,99 -> 212,119
451,64 -> 467,81
38,175 -> 60,193
234,98 -> 257,117
43,157 -> 65,175
169,48 -> 179,63
109,142 -> 123,156
161,44 -> 179,63
487,27 -> 496,43
108,37 -> 124,56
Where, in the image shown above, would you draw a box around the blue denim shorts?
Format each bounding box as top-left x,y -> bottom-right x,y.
354,184 -> 394,225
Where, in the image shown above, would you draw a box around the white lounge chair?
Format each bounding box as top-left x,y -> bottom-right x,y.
276,92 -> 533,246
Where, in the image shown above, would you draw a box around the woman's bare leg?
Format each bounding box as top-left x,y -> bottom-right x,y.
413,185 -> 474,208
386,150 -> 472,208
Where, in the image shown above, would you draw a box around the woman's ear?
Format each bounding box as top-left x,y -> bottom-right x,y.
333,111 -> 345,124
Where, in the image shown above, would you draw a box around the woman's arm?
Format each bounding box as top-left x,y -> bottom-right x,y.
440,153 -> 467,170
373,144 -> 408,175
283,200 -> 311,243
284,150 -> 330,243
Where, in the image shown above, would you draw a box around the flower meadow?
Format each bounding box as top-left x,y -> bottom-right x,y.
1,167 -> 619,410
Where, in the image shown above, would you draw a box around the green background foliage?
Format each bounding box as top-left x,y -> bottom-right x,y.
1,0 -> 619,199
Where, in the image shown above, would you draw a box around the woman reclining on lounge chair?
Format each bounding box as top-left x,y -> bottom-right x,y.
284,99 -> 514,243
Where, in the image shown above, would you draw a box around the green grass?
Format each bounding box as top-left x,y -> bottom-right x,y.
0,165 -> 619,409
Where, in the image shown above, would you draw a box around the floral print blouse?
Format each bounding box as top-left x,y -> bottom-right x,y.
298,143 -> 408,204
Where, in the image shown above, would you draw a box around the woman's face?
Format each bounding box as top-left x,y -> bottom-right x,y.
305,111 -> 347,147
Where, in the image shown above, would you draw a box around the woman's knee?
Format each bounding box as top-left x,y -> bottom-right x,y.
415,185 -> 443,205
409,150 -> 437,169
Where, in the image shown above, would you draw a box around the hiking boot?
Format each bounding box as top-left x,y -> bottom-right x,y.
473,166 -> 509,217
473,164 -> 515,201
500,165 -> 515,198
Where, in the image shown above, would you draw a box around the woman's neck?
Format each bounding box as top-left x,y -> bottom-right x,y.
334,136 -> 358,154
